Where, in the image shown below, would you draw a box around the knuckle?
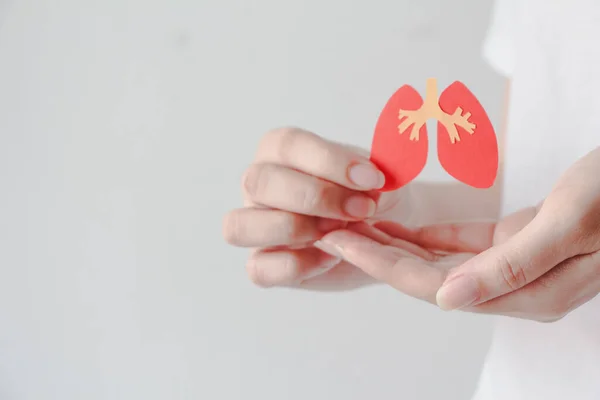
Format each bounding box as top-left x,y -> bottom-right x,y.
242,164 -> 269,200
246,253 -> 301,288
309,140 -> 337,173
267,127 -> 326,165
273,126 -> 303,161
263,126 -> 299,142
497,253 -> 528,291
222,212 -> 243,245
259,127 -> 295,151
246,258 -> 270,288
278,212 -> 307,241
300,182 -> 333,212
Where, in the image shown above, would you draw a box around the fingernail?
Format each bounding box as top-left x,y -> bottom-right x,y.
314,240 -> 343,258
343,196 -> 376,219
317,218 -> 347,232
348,163 -> 385,189
436,275 -> 480,311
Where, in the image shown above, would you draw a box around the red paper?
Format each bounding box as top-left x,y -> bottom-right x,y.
369,85 -> 428,192
438,81 -> 498,188
370,79 -> 498,191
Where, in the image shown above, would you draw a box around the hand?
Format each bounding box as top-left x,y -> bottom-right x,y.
316,215 -> 516,305
434,147 -> 600,320
320,147 -> 600,322
222,127 -> 403,290
316,219 -> 496,302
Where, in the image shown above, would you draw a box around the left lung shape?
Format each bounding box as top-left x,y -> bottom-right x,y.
437,81 -> 498,189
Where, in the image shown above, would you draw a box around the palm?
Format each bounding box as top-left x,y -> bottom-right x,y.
294,189 -> 409,291
309,207 -> 537,303
299,219 -> 488,294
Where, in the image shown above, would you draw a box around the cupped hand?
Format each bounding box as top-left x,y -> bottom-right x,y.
315,211 -> 523,304
222,127 -> 405,289
435,147 -> 600,320
320,147 -> 600,321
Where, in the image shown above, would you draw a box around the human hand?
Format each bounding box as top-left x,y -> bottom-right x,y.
316,217 -> 504,305
320,147 -> 600,321
222,127 -> 405,290
434,147 -> 600,320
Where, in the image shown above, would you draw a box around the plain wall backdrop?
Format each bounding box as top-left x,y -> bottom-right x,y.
0,0 -> 505,399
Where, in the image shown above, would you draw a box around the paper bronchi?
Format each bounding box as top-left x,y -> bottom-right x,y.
370,78 -> 499,191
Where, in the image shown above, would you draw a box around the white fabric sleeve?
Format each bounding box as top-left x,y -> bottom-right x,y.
482,0 -> 519,77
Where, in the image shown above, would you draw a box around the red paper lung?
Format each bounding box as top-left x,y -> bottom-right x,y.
437,81 -> 498,189
369,85 -> 428,192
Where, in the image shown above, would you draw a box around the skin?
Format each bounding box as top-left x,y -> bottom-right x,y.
221,126 -> 501,291
320,147 -> 600,322
223,126 -> 398,291
223,82 -> 600,322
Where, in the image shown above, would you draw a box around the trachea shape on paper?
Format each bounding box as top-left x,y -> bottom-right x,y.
370,78 -> 498,191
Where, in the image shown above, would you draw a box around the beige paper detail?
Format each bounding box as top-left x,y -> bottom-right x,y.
398,78 -> 476,144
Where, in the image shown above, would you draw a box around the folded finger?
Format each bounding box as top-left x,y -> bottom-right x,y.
247,247 -> 341,287
256,127 -> 385,191
243,163 -> 377,220
223,208 -> 347,248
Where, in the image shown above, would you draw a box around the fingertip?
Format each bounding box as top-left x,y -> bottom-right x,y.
246,258 -> 273,288
247,251 -> 303,288
343,195 -> 377,219
248,248 -> 341,288
221,211 -> 238,245
348,163 -> 385,190
436,274 -> 481,311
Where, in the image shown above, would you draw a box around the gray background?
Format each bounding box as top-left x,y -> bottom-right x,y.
0,0 -> 504,399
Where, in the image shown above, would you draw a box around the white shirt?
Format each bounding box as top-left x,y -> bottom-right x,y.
474,1 -> 600,399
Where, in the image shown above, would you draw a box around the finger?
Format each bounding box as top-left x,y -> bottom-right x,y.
247,247 -> 341,287
435,213 -> 570,311
318,230 -> 445,303
296,261 -> 378,291
469,252 -> 600,321
492,205 -> 539,245
223,208 -> 347,248
256,127 -> 385,191
243,163 -> 377,220
374,205 -> 540,253
374,220 -> 496,253
346,222 -> 437,261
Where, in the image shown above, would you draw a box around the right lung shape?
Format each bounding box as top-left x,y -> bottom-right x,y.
369,85 -> 428,192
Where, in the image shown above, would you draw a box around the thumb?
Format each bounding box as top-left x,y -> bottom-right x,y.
435,212 -> 569,310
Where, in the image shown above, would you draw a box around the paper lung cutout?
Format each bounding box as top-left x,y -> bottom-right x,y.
369,85 -> 428,192
370,78 -> 498,191
438,81 -> 498,188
